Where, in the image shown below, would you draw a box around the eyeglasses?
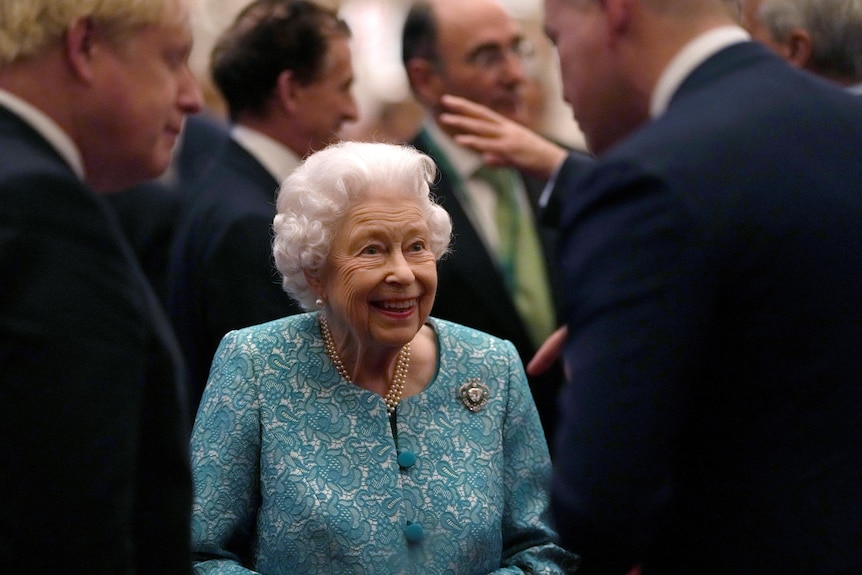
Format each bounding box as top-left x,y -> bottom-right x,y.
465,37 -> 535,70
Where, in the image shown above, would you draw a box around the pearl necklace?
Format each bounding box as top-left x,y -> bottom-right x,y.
319,313 -> 410,415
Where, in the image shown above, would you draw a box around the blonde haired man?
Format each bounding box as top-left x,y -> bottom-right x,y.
0,0 -> 202,572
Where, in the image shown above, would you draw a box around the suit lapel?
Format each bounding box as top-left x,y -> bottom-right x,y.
221,140 -> 281,203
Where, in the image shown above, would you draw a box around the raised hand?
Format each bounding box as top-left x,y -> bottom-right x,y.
439,94 -> 568,180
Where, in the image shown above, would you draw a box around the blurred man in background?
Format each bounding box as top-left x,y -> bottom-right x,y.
167,0 -> 358,416
402,0 -> 565,441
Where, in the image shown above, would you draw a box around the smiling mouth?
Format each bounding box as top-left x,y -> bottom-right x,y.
374,298 -> 418,312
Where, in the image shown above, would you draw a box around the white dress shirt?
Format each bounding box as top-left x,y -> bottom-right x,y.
231,124 -> 301,184
423,118 -> 535,256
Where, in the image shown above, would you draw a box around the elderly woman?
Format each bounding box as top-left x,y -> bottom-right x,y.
190,141 -> 578,574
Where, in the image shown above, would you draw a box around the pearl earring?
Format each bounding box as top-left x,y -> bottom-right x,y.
315,298 -> 325,310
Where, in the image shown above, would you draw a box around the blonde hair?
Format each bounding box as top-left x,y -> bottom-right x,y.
0,0 -> 186,65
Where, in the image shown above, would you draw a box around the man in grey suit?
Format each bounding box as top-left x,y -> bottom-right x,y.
544,0 -> 862,572
168,0 -> 358,416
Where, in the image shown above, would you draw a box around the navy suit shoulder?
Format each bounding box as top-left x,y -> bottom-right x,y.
553,42 -> 862,574
168,138 -> 303,416
106,178 -> 185,303
174,111 -> 232,182
0,106 -> 191,573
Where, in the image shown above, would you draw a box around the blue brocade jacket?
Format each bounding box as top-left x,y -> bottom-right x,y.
191,313 -> 577,574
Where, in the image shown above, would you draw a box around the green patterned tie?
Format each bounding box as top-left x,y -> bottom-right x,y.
474,165 -> 556,348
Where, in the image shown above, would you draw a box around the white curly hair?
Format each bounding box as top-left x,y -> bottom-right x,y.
272,141 -> 453,310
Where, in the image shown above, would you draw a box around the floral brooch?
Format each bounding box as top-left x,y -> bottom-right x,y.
459,378 -> 490,412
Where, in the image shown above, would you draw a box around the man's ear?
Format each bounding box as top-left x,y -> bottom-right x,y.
405,57 -> 445,108
275,69 -> 300,114
64,17 -> 98,82
786,28 -> 814,69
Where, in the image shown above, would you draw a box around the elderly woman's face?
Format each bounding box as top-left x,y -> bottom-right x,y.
317,190 -> 438,348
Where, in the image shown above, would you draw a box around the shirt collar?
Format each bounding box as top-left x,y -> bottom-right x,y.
650,26 -> 751,118
230,124 -> 301,184
424,116 -> 484,179
0,88 -> 85,180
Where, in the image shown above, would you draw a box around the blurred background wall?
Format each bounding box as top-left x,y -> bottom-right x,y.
190,0 -> 587,149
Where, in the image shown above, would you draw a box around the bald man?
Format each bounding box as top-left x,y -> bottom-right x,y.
401,0 -> 566,442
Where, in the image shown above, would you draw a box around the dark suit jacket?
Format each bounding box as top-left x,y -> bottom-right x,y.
167,139 -> 303,416
552,41 -> 862,574
106,113 -> 230,304
409,129 -> 565,441
539,148 -> 594,229
0,106 -> 192,573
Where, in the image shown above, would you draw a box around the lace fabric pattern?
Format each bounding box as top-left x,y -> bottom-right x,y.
190,312 -> 577,575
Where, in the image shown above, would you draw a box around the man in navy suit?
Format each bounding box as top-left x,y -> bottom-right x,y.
402,0 -> 566,441
167,0 -> 359,416
0,0 -> 202,572
542,0 -> 862,573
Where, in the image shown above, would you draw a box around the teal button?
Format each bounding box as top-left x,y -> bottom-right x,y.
397,450 -> 417,468
404,522 -> 424,543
